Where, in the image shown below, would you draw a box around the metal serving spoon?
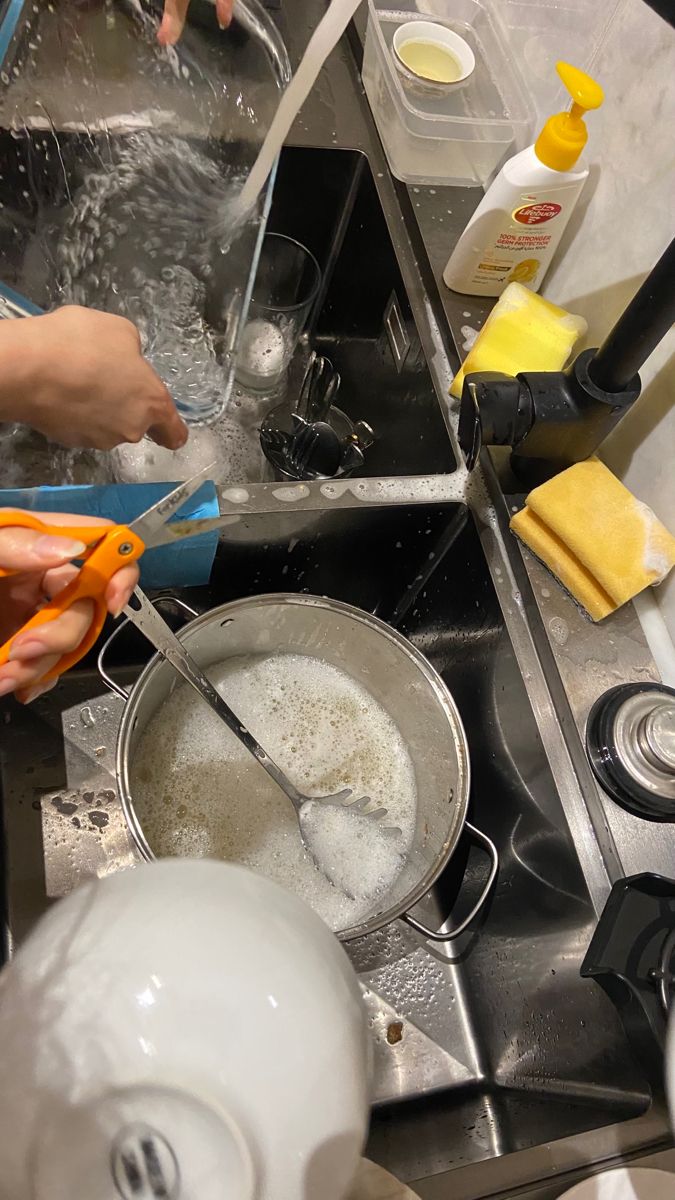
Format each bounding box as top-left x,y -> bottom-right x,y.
124,588 -> 390,881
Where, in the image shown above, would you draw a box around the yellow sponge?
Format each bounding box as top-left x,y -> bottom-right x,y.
450,282 -> 587,399
510,459 -> 675,621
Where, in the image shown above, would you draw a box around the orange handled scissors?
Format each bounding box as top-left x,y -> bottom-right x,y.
0,465 -> 220,682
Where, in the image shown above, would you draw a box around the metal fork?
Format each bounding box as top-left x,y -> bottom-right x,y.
124,589 -> 390,871
288,419 -> 320,475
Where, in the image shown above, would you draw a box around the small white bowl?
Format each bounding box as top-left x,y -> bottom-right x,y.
392,20 -> 475,91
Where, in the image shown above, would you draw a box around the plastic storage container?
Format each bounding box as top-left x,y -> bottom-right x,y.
487,0 -> 624,127
362,0 -> 535,187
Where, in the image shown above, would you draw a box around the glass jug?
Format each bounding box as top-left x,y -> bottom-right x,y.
0,0 -> 290,424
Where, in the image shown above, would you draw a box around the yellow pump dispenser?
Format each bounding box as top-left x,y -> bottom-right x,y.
535,62 -> 604,172
443,60 -> 605,296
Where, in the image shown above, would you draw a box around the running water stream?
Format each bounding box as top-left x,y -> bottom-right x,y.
236,0 -> 364,214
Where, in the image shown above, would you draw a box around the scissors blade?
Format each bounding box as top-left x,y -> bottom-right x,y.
142,513 -> 247,548
127,464 -> 217,549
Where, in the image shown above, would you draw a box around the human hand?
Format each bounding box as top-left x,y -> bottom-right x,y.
158,0 -> 234,45
0,513 -> 138,704
0,306 -> 188,452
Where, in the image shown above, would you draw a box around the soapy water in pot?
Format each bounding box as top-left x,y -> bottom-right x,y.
130,652 -> 417,931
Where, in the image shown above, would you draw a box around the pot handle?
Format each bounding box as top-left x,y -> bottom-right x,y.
97,595 -> 199,701
401,822 -> 498,943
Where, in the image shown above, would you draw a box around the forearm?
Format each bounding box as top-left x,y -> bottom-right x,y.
0,317 -> 41,425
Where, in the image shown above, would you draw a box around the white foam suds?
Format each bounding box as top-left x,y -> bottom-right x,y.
113,395 -> 268,487
460,325 -> 479,353
636,500 -> 673,582
221,487 -> 250,505
114,425 -> 221,484
235,318 -> 287,390
319,476 -> 466,504
299,801 -> 404,901
272,484 -> 311,503
130,653 -> 416,931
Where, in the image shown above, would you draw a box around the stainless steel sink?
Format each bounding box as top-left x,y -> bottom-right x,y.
0,500 -> 651,1190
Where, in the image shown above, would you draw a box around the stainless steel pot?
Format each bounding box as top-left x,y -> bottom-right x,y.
99,594 -> 497,942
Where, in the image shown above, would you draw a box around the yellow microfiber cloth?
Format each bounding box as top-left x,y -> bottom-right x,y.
450,282 -> 588,399
510,458 -> 675,621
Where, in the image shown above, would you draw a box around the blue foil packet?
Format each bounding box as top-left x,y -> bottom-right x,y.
0,481 -> 219,589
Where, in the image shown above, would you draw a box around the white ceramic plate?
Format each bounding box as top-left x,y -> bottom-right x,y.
348,1159 -> 421,1199
559,1167 -> 675,1198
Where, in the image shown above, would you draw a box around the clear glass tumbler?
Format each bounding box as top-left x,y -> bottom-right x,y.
235,233 -> 321,392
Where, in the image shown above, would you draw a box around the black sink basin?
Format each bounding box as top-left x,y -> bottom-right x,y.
0,134 -> 454,482
267,147 -> 454,477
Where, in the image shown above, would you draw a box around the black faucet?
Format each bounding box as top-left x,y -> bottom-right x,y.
458,234 -> 675,484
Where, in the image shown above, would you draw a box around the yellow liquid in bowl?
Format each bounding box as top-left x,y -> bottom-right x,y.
397,39 -> 463,83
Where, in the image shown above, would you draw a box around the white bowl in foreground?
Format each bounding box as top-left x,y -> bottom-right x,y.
0,860 -> 370,1199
